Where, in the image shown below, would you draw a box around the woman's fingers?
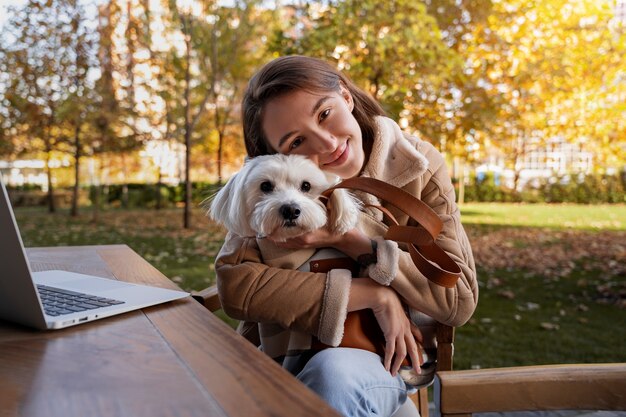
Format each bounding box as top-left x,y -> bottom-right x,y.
269,227 -> 346,249
410,321 -> 424,344
406,330 -> 423,375
391,337 -> 407,376
370,286 -> 424,377
384,336 -> 394,372
383,318 -> 420,377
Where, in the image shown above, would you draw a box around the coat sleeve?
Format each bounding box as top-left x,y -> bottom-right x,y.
388,142 -> 478,327
214,232 -> 352,346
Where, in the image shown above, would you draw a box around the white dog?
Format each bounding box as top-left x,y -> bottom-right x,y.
208,154 -> 361,242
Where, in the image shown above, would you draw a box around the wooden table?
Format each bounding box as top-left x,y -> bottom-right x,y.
0,245 -> 340,417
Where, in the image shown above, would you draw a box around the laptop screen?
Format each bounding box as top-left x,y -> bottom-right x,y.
0,177 -> 48,328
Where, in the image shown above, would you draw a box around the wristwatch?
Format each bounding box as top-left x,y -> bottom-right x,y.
357,239 -> 378,268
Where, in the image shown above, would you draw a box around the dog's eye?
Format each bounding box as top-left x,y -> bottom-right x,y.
300,181 -> 311,192
260,181 -> 274,193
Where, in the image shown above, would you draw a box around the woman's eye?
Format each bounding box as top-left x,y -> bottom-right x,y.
320,109 -> 331,121
300,181 -> 311,192
290,137 -> 303,150
260,181 -> 274,193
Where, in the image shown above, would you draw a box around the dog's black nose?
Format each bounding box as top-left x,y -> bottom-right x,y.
280,204 -> 301,221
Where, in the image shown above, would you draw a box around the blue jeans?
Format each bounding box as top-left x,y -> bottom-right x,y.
296,348 -> 409,417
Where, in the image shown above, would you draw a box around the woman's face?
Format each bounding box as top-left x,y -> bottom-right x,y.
261,86 -> 365,179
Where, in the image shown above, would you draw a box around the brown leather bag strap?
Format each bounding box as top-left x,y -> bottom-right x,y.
329,177 -> 444,237
323,177 -> 462,288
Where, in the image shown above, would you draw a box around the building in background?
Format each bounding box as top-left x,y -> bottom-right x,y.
474,136 -> 595,190
0,159 -> 68,190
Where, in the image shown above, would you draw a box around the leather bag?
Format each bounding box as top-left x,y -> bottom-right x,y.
315,177 -> 461,380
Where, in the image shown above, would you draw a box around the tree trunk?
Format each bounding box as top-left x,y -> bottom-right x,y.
513,149 -> 522,192
156,170 -> 162,210
217,130 -> 223,186
183,16 -> 192,229
121,154 -> 129,208
458,159 -> 465,205
71,125 -> 81,217
91,161 -> 101,224
92,185 -> 100,223
122,184 -> 129,208
45,152 -> 56,213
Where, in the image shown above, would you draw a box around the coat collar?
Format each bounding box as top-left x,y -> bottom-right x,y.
361,116 -> 428,188
357,116 -> 429,207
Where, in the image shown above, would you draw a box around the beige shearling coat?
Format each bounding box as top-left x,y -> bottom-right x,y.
214,116 -> 478,371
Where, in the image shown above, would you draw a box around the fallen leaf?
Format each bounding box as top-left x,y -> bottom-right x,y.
540,322 -> 560,330
497,290 -> 516,299
486,277 -> 502,288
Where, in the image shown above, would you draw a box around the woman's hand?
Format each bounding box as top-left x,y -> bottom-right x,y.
269,227 -> 341,249
372,290 -> 424,377
349,279 -> 424,377
270,227 -> 373,259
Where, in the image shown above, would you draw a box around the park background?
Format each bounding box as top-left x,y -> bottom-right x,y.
0,0 -> 625,370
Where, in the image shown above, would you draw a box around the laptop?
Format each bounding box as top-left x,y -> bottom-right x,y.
0,176 -> 189,330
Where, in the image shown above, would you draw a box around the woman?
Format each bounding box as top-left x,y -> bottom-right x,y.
215,55 -> 478,417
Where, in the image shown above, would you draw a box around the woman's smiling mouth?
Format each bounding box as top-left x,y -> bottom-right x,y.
323,141 -> 349,167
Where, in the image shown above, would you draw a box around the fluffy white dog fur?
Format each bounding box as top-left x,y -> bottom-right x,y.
208,154 -> 361,241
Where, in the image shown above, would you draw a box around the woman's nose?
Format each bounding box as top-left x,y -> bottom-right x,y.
304,129 -> 336,166
311,130 -> 336,153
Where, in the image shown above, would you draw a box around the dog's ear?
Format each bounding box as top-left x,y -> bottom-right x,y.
327,188 -> 361,235
206,164 -> 255,237
321,171 -> 360,234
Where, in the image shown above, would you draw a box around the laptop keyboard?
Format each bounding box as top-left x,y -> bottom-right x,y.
37,284 -> 125,317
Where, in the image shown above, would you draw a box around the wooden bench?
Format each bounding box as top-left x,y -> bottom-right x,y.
435,363 -> 626,417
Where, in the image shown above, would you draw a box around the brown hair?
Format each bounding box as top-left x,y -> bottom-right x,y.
242,55 -> 386,157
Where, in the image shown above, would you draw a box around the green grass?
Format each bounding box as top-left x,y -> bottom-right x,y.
13,203 -> 626,369
454,268 -> 626,369
455,202 -> 626,368
460,202 -> 626,230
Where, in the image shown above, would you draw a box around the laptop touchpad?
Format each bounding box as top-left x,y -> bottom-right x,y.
62,278 -> 130,293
